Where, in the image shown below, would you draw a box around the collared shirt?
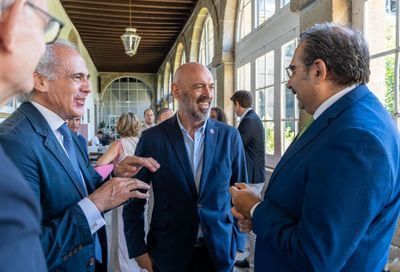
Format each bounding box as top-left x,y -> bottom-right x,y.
176,113 -> 207,238
31,101 -> 105,234
313,83 -> 358,120
250,83 -> 358,217
176,114 -> 207,193
240,107 -> 252,121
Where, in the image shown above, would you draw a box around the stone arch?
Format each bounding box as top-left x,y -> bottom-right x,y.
189,7 -> 211,62
163,62 -> 171,97
173,42 -> 185,73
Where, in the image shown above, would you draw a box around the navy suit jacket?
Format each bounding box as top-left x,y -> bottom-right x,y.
123,116 -> 248,272
0,102 -> 106,271
0,146 -> 46,271
238,109 -> 265,184
253,85 -> 400,271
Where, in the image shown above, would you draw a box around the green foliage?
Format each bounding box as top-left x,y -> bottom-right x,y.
385,56 -> 395,115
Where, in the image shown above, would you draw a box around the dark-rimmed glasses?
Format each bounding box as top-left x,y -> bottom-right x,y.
285,64 -> 297,78
25,1 -> 64,44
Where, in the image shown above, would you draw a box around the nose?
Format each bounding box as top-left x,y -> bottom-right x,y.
203,85 -> 214,98
81,79 -> 92,94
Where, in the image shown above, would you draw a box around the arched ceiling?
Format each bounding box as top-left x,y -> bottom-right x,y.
61,0 -> 198,73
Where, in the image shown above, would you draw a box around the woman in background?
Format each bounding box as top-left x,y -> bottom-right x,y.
97,112 -> 142,272
210,107 -> 227,123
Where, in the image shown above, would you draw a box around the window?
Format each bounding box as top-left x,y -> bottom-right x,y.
237,0 -> 252,41
237,63 -> 251,90
100,77 -> 151,133
256,0 -> 275,27
199,14 -> 214,66
281,40 -> 298,151
181,50 -> 186,65
361,0 -> 400,127
256,51 -> 275,155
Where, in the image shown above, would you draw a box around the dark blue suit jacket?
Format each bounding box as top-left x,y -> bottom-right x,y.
0,102 -> 106,271
238,109 -> 265,184
0,146 -> 46,271
253,85 -> 400,271
123,116 -> 248,272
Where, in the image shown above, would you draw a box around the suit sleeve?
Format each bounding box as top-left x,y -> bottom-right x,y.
0,136 -> 94,270
252,128 -> 392,270
123,136 -> 150,258
230,130 -> 249,252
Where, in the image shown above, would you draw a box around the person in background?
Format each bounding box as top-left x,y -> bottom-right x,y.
91,130 -> 103,147
68,116 -> 88,155
122,62 -> 248,272
156,107 -> 174,124
97,112 -> 142,272
210,107 -> 227,123
0,40 -> 159,271
0,0 -> 61,270
141,108 -> 155,131
230,23 -> 400,271
230,90 -> 265,271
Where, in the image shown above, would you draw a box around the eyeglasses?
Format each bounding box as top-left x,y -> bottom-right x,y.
25,1 -> 64,44
285,64 -> 298,78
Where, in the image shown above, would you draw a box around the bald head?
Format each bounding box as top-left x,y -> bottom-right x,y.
173,62 -> 212,85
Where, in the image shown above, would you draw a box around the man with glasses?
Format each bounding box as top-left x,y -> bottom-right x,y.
0,39 -> 160,271
0,0 -> 62,271
231,23 -> 400,271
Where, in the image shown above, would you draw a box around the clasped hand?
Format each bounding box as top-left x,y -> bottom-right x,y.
229,183 -> 262,232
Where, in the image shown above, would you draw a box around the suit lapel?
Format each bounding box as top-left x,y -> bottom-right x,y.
20,102 -> 87,197
74,135 -> 96,193
164,116 -> 197,196
266,85 -> 370,193
199,119 -> 217,196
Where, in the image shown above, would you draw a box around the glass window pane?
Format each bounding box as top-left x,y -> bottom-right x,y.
281,0 -> 290,7
282,121 -> 296,151
238,0 -> 252,40
369,55 -> 394,108
265,86 -> 274,119
256,89 -> 265,120
237,63 -> 251,90
256,51 -> 274,89
256,0 -> 275,26
282,40 -> 297,82
365,0 -> 396,55
282,85 -> 298,119
265,121 -> 275,155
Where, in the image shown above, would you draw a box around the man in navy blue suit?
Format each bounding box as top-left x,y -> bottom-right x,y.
231,23 -> 400,271
0,41 -> 159,271
122,62 -> 248,272
0,0 -> 64,270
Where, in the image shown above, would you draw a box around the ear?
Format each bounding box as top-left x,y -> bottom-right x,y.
0,0 -> 24,53
171,83 -> 180,99
313,59 -> 328,82
33,72 -> 49,94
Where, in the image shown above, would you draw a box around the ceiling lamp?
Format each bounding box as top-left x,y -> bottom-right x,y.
121,0 -> 141,57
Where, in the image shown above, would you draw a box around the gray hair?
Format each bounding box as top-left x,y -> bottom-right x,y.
300,22 -> 370,85
35,39 -> 78,80
19,39 -> 78,102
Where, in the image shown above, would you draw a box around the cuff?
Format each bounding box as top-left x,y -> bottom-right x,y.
78,197 -> 106,234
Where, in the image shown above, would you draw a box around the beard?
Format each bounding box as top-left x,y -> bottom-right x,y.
180,92 -> 211,122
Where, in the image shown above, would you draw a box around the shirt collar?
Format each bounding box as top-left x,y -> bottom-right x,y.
240,107 -> 252,119
313,83 -> 358,120
31,101 -> 66,131
176,112 -> 207,134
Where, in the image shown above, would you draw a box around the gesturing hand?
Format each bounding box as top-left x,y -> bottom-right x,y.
89,177 -> 150,212
229,183 -> 261,220
114,156 -> 160,177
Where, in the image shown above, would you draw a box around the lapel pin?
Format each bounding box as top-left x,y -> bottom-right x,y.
210,129 -> 215,134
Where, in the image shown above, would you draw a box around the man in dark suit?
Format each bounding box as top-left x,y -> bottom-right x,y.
231,90 -> 265,270
0,41 -> 159,271
230,23 -> 400,271
122,63 -> 248,272
0,0 -> 64,270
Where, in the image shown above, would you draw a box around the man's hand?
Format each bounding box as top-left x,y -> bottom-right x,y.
230,183 -> 261,220
114,156 -> 160,177
135,253 -> 153,272
88,177 -> 150,212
